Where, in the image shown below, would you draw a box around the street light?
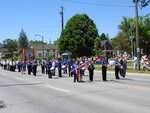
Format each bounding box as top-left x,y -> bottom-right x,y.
35,34 -> 44,59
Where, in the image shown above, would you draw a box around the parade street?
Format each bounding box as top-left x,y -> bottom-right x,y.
0,68 -> 150,113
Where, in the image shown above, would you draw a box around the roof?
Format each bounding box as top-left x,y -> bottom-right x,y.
30,44 -> 57,50
61,52 -> 73,56
0,48 -> 7,52
101,40 -> 113,50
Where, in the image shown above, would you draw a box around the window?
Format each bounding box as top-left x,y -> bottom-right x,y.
47,49 -> 50,52
38,53 -> 42,57
46,53 -> 49,57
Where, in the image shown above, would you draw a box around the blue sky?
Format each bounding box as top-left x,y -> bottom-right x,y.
0,0 -> 150,43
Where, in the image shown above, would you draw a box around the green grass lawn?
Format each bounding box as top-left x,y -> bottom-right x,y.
94,65 -> 150,74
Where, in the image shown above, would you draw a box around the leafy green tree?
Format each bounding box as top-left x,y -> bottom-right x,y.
3,39 -> 18,57
18,29 -> 29,50
30,40 -> 47,44
46,54 -> 55,60
93,37 -> 102,55
59,14 -> 98,57
111,32 -> 130,55
118,14 -> 150,55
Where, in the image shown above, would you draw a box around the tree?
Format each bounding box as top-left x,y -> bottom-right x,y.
93,37 -> 102,55
46,54 -> 55,60
111,32 -> 130,55
133,0 -> 150,7
59,14 -> 98,57
0,43 -> 3,48
118,14 -> 150,55
100,33 -> 108,40
30,40 -> 47,44
18,29 -> 29,50
3,39 -> 18,57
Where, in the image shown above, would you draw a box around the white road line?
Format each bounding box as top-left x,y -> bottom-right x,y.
15,77 -> 25,81
46,85 -> 71,93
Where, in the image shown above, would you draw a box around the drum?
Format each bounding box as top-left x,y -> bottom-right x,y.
50,66 -> 55,72
62,65 -> 66,70
81,67 -> 86,71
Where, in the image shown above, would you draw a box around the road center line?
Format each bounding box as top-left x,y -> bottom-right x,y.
104,82 -> 150,90
45,85 -> 71,93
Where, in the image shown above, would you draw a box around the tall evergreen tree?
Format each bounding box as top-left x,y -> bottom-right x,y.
18,29 -> 29,50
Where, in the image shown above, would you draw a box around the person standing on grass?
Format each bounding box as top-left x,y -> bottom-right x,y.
133,56 -> 138,71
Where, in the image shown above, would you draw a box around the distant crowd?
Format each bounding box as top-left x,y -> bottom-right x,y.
133,55 -> 149,71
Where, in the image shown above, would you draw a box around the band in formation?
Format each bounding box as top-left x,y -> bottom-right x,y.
0,56 -> 127,82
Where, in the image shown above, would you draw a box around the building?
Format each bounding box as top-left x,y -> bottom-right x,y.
0,48 -> 7,58
30,44 -> 58,59
101,40 -> 114,55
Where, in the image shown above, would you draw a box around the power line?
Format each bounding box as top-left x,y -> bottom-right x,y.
60,0 -> 134,8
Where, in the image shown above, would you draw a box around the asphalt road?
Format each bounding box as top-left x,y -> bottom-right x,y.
0,67 -> 150,113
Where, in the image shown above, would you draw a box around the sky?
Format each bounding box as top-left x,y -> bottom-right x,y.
0,0 -> 150,44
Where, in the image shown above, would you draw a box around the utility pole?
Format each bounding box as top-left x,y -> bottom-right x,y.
60,6 -> 64,31
135,0 -> 140,70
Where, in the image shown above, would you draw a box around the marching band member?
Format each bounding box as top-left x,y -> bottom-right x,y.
101,57 -> 107,81
114,58 -> 120,79
45,59 -> 49,75
88,61 -> 95,81
0,60 -> 3,69
12,60 -> 16,72
68,59 -> 74,77
79,61 -> 85,82
63,59 -> 67,74
27,60 -> 32,75
32,60 -> 38,76
46,59 -> 53,78
22,61 -> 26,74
52,58 -> 56,76
58,58 -> 62,77
41,60 -> 46,74
9,60 -> 13,71
17,60 -> 22,72
3,60 -> 7,70
72,61 -> 79,82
